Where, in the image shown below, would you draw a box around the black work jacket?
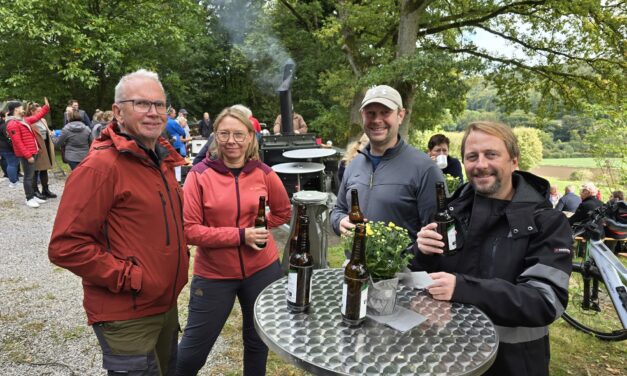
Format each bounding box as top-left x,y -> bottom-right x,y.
413,171 -> 572,376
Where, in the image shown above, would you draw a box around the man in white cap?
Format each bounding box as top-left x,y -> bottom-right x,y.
331,85 -> 444,245
569,182 -> 603,225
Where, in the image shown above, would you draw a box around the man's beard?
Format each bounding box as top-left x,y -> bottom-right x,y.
470,169 -> 502,197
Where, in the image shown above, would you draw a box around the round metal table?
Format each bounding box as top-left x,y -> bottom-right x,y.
272,162 -> 326,192
283,148 -> 337,159
254,268 -> 498,376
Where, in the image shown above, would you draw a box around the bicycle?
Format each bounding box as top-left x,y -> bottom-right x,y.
561,200 -> 627,341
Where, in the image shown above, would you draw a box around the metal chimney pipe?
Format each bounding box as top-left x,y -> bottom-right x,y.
278,59 -> 295,134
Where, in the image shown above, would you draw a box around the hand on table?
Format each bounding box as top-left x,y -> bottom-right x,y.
427,272 -> 456,301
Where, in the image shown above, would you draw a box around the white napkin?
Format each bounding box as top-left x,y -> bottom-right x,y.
397,268 -> 434,290
367,306 -> 427,333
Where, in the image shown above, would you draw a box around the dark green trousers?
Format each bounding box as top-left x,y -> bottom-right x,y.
92,306 -> 179,376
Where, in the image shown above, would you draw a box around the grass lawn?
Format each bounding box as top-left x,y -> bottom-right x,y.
179,244 -> 627,376
540,157 -> 622,168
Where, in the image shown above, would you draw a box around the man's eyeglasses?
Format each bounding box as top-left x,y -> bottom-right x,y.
216,131 -> 248,143
118,99 -> 167,114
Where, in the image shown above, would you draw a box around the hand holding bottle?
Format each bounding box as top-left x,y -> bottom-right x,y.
416,222 -> 445,255
245,227 -> 269,251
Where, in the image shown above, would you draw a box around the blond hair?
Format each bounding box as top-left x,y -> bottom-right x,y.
461,121 -> 520,161
341,133 -> 369,166
210,106 -> 260,161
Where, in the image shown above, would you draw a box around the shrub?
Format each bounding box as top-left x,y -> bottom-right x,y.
570,169 -> 594,181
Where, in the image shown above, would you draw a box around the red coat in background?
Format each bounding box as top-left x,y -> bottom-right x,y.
6,105 -> 49,158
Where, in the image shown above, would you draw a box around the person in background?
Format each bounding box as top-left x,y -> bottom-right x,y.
48,69 -> 188,376
0,109 -> 20,188
427,133 -> 464,183
91,111 -> 114,140
331,85 -> 444,243
53,109 -> 92,170
178,116 -> 193,157
63,99 -> 91,127
569,182 -> 603,226
24,102 -> 56,198
415,121 -> 572,376
6,98 -> 50,208
609,190 -> 624,203
91,109 -> 103,127
177,106 -> 291,376
197,112 -> 213,138
555,184 -> 581,213
272,111 -> 307,134
549,184 -> 561,207
337,133 -> 368,185
231,104 -> 261,140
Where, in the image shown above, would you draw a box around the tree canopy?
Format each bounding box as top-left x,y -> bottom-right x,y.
0,0 -> 624,147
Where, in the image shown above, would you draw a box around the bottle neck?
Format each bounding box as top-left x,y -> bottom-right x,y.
436,185 -> 447,212
297,221 -> 309,253
350,233 -> 366,263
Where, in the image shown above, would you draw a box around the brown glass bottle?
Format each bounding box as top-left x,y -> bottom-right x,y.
288,204 -> 306,258
349,189 -> 364,224
341,223 -> 369,327
255,196 -> 267,249
434,182 -> 457,255
287,215 -> 313,313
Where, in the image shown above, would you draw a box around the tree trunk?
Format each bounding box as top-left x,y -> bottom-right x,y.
396,0 -> 424,139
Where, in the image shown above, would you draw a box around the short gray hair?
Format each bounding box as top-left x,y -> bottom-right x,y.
114,69 -> 164,102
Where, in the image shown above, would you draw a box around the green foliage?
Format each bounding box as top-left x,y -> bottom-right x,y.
341,221 -> 414,280
583,104 -> 627,190
569,170 -> 594,181
513,127 -> 543,171
445,174 -> 462,195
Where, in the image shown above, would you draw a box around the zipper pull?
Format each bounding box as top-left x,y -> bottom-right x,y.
369,173 -> 373,189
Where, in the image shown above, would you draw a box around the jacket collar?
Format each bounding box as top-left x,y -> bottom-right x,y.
450,171 -> 551,239
361,135 -> 405,160
96,121 -> 186,168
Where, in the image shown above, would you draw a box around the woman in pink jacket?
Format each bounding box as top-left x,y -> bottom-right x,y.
6,97 -> 50,208
178,106 -> 291,375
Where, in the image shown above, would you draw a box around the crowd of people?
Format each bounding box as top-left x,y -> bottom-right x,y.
0,70 -> 621,376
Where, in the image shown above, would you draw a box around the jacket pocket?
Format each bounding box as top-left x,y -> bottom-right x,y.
159,191 -> 171,246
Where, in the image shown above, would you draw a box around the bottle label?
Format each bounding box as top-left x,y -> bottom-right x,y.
287,269 -> 297,303
286,265 -> 312,304
447,223 -> 457,250
341,278 -> 368,319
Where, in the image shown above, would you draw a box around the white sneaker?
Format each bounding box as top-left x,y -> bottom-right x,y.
8,182 -> 19,188
26,198 -> 40,208
33,196 -> 47,204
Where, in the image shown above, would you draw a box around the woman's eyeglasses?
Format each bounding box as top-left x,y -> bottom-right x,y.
216,131 -> 247,143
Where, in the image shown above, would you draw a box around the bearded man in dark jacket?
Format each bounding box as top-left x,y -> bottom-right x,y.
414,121 -> 572,376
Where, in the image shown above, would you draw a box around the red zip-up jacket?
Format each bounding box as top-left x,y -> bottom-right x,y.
6,105 -> 49,158
183,158 -> 291,279
48,123 -> 189,325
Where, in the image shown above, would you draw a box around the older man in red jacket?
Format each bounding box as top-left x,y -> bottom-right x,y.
6,97 -> 50,208
49,69 -> 189,376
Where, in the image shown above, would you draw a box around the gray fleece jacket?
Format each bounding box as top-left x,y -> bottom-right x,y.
331,137 -> 445,240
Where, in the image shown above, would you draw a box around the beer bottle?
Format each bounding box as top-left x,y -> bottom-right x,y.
434,182 -> 457,255
349,189 -> 364,224
287,215 -> 313,313
341,223 -> 369,327
255,196 -> 267,249
288,204 -> 306,258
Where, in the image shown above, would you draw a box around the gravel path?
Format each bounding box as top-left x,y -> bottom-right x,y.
0,173 -> 228,375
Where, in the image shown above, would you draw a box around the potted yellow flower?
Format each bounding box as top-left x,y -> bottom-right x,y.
342,221 -> 414,315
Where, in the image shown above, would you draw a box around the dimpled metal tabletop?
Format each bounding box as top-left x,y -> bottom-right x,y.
254,268 -> 498,376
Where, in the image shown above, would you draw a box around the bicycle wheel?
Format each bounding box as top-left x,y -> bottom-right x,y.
562,262 -> 627,341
